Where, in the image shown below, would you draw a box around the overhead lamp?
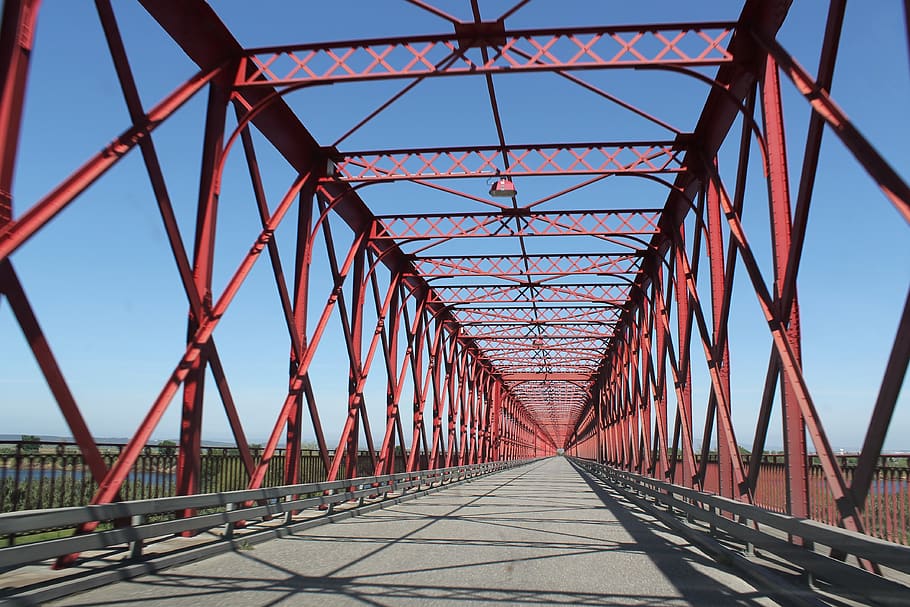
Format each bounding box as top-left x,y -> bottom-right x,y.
320,146 -> 340,179
489,175 -> 517,198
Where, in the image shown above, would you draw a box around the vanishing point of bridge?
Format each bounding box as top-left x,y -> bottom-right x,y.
0,1 -> 908,606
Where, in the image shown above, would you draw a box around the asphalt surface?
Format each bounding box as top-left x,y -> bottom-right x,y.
49,458 -> 780,606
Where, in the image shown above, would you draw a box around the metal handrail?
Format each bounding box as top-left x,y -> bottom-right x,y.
0,459 -> 527,569
572,458 -> 910,606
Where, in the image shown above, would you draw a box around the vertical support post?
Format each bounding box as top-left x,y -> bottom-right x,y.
594,377 -> 605,464
0,0 -> 40,224
406,295 -> 431,472
706,178 -> 735,500
428,325 -> 446,469
615,332 -> 628,467
285,186 -> 314,486
345,245 -> 366,481
762,56 -> 810,522
639,299 -> 654,475
652,266 -> 671,480
400,287 -> 419,473
468,363 -> 479,464
629,316 -> 642,471
177,71 -> 230,517
457,349 -> 470,466
673,227 -> 697,488
651,372 -> 666,478
470,359 -> 478,463
450,345 -> 462,464
410,309 -> 427,471
490,381 -> 502,461
376,280 -> 401,475
612,339 -> 623,467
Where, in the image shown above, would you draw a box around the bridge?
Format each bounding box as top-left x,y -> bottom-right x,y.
0,1 -> 908,606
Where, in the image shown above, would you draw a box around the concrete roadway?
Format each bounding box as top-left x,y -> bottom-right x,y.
50,457 -> 779,606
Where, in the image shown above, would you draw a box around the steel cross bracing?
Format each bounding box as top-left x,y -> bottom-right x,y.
331,142 -> 686,181
241,24 -> 735,86
414,253 -> 644,279
1,0 -> 908,572
370,209 -> 662,240
433,283 -> 634,304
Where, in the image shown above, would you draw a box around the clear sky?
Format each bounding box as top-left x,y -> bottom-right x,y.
2,1 -> 908,452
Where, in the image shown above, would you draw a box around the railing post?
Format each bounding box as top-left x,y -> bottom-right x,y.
744,521 -> 754,556
12,442 -> 22,515
129,514 -> 144,559
284,495 -> 296,524
224,502 -> 236,541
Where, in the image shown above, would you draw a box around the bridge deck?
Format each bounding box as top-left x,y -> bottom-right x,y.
49,458 -> 779,606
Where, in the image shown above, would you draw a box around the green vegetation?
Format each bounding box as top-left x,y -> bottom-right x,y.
20,435 -> 40,454
0,475 -> 141,512
157,440 -> 177,458
0,526 -> 75,549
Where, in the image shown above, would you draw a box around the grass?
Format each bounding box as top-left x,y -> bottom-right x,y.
0,527 -> 75,549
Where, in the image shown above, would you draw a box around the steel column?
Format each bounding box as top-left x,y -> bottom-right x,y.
672,227 -> 697,488
0,0 -> 39,224
761,56 -> 810,521
177,74 -> 231,512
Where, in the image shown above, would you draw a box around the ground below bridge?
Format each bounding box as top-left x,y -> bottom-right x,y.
50,458 -> 780,606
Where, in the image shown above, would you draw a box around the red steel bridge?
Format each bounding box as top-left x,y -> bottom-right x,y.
0,1 -> 908,604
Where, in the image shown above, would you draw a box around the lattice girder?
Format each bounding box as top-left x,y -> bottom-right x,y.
336,144 -> 685,182
371,209 -> 662,240
240,24 -> 735,87
415,253 -> 644,279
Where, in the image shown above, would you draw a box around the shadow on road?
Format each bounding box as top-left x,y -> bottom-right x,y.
50,459 -> 776,607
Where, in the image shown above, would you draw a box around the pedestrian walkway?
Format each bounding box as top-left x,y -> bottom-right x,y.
48,458 -> 779,606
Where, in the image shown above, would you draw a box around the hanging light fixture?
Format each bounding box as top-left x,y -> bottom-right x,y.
489,173 -> 517,197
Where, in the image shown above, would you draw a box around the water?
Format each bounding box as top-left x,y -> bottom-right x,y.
0,467 -> 175,484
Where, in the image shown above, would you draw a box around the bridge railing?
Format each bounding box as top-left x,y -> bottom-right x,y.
573,458 -> 910,607
6,440 -> 906,544
678,453 -> 910,545
0,440 -> 383,512
0,459 -> 526,571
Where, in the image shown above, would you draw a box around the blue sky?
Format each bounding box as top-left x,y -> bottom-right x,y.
2,1 -> 908,452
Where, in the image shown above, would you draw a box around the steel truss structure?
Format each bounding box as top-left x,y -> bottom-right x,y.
1,0 -> 908,569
